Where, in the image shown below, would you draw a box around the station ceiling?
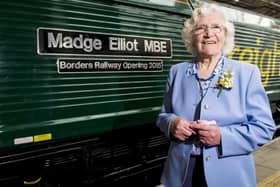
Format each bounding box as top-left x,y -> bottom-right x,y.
212,0 -> 280,19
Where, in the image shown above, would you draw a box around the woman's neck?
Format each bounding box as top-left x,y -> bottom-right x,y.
197,55 -> 221,79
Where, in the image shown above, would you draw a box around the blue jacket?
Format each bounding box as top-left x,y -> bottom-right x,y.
156,57 -> 276,187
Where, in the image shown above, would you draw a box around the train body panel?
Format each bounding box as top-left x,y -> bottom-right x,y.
0,0 -> 190,149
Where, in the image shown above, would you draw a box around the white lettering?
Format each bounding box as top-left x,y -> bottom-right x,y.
47,32 -> 102,52
48,32 -> 62,48
109,37 -> 139,51
73,34 -> 83,49
63,36 -> 73,48
94,61 -> 121,70
144,40 -> 167,53
109,37 -> 119,50
59,61 -> 93,70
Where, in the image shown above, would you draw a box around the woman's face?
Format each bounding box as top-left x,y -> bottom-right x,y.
193,12 -> 226,58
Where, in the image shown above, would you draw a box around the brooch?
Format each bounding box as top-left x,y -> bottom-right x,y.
216,69 -> 234,97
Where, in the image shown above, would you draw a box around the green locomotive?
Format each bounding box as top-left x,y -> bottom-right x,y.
0,0 -> 279,186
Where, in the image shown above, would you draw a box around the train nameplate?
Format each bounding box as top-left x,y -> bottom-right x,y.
37,28 -> 172,58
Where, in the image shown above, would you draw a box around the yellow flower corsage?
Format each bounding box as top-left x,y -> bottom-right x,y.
216,69 -> 234,97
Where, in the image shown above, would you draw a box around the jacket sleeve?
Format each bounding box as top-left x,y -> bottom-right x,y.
156,65 -> 177,138
219,66 -> 276,157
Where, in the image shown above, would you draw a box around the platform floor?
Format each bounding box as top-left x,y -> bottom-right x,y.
254,136 -> 280,187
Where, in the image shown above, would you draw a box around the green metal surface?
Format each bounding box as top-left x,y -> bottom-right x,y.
0,0 -> 191,148
228,21 -> 280,101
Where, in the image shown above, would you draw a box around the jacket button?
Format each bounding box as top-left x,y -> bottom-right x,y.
204,104 -> 209,110
205,155 -> 211,161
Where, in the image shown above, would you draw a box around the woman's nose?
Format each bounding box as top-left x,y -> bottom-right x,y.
203,28 -> 215,37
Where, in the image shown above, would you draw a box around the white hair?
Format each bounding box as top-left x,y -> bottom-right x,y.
181,2 -> 235,56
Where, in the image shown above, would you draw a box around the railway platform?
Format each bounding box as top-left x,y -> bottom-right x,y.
255,136 -> 280,187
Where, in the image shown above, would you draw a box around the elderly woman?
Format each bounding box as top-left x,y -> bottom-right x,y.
156,2 -> 276,187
